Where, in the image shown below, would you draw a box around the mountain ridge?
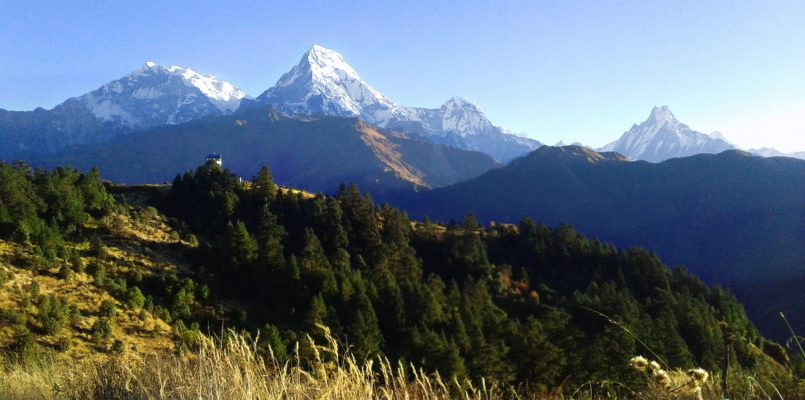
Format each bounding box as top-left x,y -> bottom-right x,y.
24,106 -> 499,193
389,146 -> 805,281
0,62 -> 247,158
600,106 -> 735,162
241,45 -> 542,162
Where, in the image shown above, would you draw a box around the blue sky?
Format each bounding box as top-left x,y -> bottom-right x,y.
2,1 -> 804,151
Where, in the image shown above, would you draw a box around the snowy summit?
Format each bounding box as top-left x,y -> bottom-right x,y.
245,45 -> 540,162
74,62 -> 247,128
599,106 -> 735,162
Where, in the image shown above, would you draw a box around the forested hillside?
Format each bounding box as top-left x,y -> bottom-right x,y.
0,161 -> 802,397
389,146 -> 805,341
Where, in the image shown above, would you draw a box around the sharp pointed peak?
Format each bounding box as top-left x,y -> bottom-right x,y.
442,96 -> 481,110
446,95 -> 471,104
647,105 -> 677,123
308,44 -> 337,54
303,45 -> 348,64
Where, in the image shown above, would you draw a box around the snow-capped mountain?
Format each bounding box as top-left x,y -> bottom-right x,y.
250,45 -> 407,124
243,45 -> 541,162
600,106 -> 735,162
69,62 -> 247,128
0,62 -> 247,157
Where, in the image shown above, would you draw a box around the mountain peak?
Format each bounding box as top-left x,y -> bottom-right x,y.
648,105 -> 677,124
76,62 -> 246,126
307,45 -> 344,61
301,45 -> 359,78
255,45 -> 389,118
443,96 -> 481,111
247,45 -> 540,162
445,96 -> 470,105
599,106 -> 735,162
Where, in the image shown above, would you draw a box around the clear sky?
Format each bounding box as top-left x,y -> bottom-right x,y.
2,1 -> 804,152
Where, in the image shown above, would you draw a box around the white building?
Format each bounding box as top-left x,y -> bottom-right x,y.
206,153 -> 222,166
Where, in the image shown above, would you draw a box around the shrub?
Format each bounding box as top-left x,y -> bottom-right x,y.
91,317 -> 113,348
26,281 -> 40,297
88,262 -> 106,285
88,235 -> 107,258
126,286 -> 145,309
70,252 -> 85,273
0,269 -> 13,286
0,307 -> 28,326
111,339 -> 125,354
7,328 -> 53,366
38,295 -> 70,335
58,263 -> 72,280
55,336 -> 71,352
99,300 -> 117,319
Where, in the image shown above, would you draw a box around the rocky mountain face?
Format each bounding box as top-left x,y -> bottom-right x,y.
0,63 -> 246,158
599,106 -> 735,162
241,45 -> 541,162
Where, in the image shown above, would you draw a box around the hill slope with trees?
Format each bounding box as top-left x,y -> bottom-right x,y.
388,146 -> 805,339
0,161 -> 801,397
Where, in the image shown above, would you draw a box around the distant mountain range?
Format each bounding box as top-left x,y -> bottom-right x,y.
599,106 -> 734,162
27,107 -> 498,193
0,63 -> 246,158
600,106 -> 805,162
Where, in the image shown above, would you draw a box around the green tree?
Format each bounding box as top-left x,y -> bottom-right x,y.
224,220 -> 258,266
252,165 -> 277,205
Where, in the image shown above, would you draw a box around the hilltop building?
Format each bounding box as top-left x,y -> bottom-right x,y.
206,154 -> 222,166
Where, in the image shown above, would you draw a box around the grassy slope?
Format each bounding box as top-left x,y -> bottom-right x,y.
0,209 -> 187,360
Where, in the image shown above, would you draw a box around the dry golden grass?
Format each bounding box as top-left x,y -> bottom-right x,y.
2,325 -> 799,400
357,121 -> 429,188
0,209 -> 185,360
0,244 -> 173,359
0,326 -> 514,400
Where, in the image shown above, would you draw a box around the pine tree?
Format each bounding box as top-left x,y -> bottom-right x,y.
300,229 -> 336,297
224,220 -> 258,267
337,184 -> 383,266
252,166 -> 277,205
255,203 -> 286,274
